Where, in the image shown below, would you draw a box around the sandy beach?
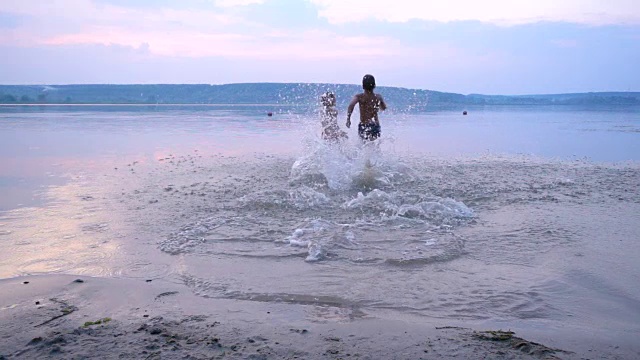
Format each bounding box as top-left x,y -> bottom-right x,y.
2,274 -> 636,359
0,275 -> 572,359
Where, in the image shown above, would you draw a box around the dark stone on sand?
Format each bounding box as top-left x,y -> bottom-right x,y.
28,337 -> 43,345
73,279 -> 84,283
23,281 -> 29,284
155,291 -> 179,300
143,314 -> 150,318
146,279 -> 153,282
35,301 -> 40,305
46,335 -> 66,345
150,327 -> 163,335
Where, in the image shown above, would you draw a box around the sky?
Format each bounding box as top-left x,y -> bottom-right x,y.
0,0 -> 639,94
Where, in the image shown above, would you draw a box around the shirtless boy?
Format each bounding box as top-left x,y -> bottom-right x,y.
346,74 -> 387,141
320,91 -> 347,142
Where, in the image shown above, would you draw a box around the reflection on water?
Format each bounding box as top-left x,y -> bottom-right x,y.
0,105 -> 305,211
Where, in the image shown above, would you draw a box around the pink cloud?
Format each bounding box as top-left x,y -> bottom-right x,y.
38,25 -> 416,61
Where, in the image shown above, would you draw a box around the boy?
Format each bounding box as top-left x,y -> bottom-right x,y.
320,91 -> 347,142
346,74 -> 387,141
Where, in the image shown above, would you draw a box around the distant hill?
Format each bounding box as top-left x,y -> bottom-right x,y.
1,83 -> 639,109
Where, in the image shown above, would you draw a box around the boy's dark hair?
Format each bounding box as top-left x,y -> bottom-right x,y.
362,74 -> 376,91
321,91 -> 335,106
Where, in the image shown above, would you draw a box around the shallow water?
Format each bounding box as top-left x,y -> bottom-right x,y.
1,105 -> 639,349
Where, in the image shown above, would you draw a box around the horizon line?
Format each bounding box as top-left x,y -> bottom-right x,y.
1,82 -> 639,97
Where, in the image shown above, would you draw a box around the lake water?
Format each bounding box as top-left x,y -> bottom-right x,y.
1,104 -> 639,354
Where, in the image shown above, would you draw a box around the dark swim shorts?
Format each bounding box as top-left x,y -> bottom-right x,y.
358,122 -> 381,141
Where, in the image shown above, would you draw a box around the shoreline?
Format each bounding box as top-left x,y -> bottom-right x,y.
1,274 -> 635,359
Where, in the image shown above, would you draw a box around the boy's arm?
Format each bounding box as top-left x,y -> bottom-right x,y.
378,94 -> 387,111
346,95 -> 358,128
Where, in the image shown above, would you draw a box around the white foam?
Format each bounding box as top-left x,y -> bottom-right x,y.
344,190 -> 398,217
345,191 -> 473,223
417,198 -> 474,218
283,219 -> 340,262
290,134 -> 399,191
306,242 -> 326,262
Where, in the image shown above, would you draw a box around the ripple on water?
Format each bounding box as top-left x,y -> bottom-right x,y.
238,186 -> 330,211
115,261 -> 173,280
17,258 -> 75,275
155,151 -> 477,266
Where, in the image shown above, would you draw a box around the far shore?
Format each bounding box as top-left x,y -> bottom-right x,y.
0,103 -> 291,107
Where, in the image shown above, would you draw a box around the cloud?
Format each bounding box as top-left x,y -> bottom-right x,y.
308,0 -> 640,26
39,26 -> 415,60
0,1 -> 423,61
0,1 -> 246,31
0,1 -> 254,49
214,0 -> 265,7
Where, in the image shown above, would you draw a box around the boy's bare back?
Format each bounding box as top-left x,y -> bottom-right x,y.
347,92 -> 387,126
346,74 -> 387,141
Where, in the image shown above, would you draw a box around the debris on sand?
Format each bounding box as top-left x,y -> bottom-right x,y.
474,330 -> 515,341
35,299 -> 78,328
473,329 -> 572,358
83,318 -> 112,328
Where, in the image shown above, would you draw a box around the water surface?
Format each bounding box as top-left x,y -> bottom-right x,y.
0,104 -> 639,353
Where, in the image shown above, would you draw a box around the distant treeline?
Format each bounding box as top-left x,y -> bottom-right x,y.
1,84 -> 639,109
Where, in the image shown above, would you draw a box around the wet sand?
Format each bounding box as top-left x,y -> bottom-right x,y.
1,275 -> 632,359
